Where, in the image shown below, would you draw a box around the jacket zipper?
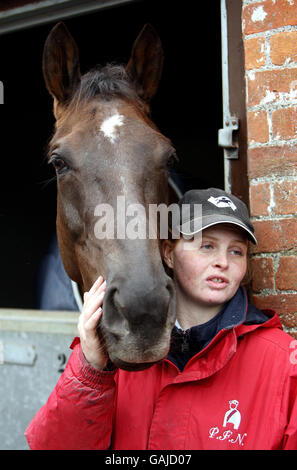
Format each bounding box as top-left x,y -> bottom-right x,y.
181,330 -> 190,353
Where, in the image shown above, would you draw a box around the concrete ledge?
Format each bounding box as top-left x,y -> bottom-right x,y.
0,308 -> 79,335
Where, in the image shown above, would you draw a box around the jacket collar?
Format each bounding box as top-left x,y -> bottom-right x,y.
166,287 -> 280,381
174,286 -> 274,334
219,285 -> 248,329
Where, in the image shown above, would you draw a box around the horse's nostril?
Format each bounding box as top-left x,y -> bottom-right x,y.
109,287 -> 127,315
105,286 -> 118,308
103,285 -> 127,331
110,332 -> 121,342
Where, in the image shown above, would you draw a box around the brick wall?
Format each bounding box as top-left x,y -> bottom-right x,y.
242,0 -> 297,337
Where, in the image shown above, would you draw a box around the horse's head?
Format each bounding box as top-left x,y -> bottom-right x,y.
43,22 -> 176,370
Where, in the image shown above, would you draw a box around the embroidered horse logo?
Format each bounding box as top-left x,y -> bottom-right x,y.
208,196 -> 237,211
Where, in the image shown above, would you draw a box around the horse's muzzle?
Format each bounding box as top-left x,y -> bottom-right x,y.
99,275 -> 176,370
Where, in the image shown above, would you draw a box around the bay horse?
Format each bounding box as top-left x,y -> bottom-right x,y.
42,22 -> 177,370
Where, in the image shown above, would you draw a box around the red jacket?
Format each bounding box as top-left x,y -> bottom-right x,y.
25,309 -> 297,450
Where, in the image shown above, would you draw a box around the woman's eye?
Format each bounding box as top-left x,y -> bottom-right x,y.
50,156 -> 68,174
201,243 -> 213,250
231,249 -> 243,256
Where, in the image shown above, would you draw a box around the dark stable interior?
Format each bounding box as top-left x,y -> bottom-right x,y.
0,0 -> 222,308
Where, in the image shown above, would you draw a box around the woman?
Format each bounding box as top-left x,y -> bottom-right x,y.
25,188 -> 297,450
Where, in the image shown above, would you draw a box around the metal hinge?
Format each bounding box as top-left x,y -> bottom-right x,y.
218,116 -> 239,159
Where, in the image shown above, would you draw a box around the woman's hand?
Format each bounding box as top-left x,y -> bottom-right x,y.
78,275 -> 108,370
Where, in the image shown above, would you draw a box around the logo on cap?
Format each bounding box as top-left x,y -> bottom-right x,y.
208,196 -> 237,212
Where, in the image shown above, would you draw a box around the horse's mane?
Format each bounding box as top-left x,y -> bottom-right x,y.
69,64 -> 144,110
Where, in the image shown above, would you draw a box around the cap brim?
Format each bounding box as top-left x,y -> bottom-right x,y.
178,215 -> 257,244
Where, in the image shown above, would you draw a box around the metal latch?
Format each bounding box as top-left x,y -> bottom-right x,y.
0,340 -> 37,366
218,117 -> 239,159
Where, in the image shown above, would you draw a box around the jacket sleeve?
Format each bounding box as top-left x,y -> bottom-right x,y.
25,338 -> 117,450
281,357 -> 297,450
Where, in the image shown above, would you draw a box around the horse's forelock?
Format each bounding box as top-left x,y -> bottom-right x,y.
47,64 -> 154,158
69,64 -> 144,110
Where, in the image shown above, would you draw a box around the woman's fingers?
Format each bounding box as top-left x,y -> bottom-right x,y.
85,279 -> 106,301
82,279 -> 106,316
89,275 -> 104,295
85,306 -> 103,331
78,276 -> 108,369
87,290 -> 105,314
83,275 -> 103,300
78,301 -> 103,340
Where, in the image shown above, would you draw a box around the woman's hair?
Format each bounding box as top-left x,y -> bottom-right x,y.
240,243 -> 252,286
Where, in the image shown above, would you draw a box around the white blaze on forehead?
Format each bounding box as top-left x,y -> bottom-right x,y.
100,113 -> 124,143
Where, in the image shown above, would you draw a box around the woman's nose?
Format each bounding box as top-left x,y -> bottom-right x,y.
213,251 -> 229,269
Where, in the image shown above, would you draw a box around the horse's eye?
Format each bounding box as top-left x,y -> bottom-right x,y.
50,155 -> 68,174
166,151 -> 179,169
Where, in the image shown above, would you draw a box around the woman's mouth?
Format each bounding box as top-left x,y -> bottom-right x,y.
206,276 -> 229,289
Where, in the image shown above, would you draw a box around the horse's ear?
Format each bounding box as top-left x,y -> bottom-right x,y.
42,22 -> 81,109
126,24 -> 164,106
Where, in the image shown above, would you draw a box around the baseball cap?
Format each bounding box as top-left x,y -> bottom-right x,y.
174,188 -> 257,244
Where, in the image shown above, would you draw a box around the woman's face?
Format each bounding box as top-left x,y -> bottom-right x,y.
163,225 -> 248,310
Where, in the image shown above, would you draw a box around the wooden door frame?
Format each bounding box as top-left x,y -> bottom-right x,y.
0,0 -> 138,35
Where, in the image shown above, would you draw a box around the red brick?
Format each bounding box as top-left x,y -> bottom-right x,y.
274,181 -> 297,215
250,182 -> 271,217
272,107 -> 297,140
248,145 -> 297,179
252,293 -> 297,315
247,110 -> 269,144
243,0 -> 297,36
276,256 -> 297,290
271,31 -> 297,66
251,257 -> 274,292
244,36 -> 266,70
279,312 -> 297,329
252,219 -> 297,253
247,68 -> 297,107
